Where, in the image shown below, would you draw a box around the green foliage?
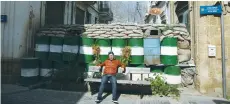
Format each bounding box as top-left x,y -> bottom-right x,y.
92,44 -> 101,65
120,46 -> 131,66
150,74 -> 180,97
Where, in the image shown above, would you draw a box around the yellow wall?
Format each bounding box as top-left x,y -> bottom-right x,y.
190,1 -> 230,97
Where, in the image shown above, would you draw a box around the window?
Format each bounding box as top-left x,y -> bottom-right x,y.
95,17 -> 98,24
86,11 -> 91,24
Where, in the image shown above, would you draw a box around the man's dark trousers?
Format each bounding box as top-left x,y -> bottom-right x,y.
97,74 -> 117,100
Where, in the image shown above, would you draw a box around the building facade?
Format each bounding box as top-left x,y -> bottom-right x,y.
145,1 -> 171,24
146,1 -> 230,97
1,1 -> 113,83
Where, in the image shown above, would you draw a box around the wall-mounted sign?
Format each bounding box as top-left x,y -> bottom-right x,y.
1,15 -> 7,22
200,5 -> 222,15
149,8 -> 161,15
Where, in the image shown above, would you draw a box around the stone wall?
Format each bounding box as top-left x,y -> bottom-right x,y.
191,1 -> 230,97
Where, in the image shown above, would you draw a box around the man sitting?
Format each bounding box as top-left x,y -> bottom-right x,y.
95,51 -> 126,103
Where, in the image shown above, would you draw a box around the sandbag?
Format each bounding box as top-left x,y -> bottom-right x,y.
178,49 -> 191,55
112,33 -> 126,37
87,34 -> 99,37
128,34 -> 142,37
160,35 -> 166,41
93,31 -> 106,34
114,29 -> 126,32
121,31 -> 134,34
173,27 -> 188,33
86,29 -> 97,32
167,34 -> 174,37
162,30 -> 173,35
178,40 -> 190,49
174,35 -> 185,41
133,30 -> 143,34
106,31 -> 118,35
83,32 -> 92,35
183,35 -> 191,40
124,26 -> 138,30
178,54 -> 191,62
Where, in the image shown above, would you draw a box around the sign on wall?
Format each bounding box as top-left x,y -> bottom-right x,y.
1,15 -> 7,22
200,5 -> 222,15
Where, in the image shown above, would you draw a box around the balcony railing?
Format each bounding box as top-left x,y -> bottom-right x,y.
98,1 -> 113,21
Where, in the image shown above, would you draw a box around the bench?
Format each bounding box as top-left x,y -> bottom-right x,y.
84,66 -> 152,85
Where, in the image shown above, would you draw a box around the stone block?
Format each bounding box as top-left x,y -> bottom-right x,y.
224,15 -> 230,25
216,45 -> 222,59
197,44 -> 208,53
216,60 -> 222,69
211,36 -> 221,45
198,17 -> 209,26
199,77 -> 213,94
208,26 -> 221,37
224,26 -> 230,36
210,18 -> 220,26
225,37 -> 230,46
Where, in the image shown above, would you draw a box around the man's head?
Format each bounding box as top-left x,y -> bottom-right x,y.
108,51 -> 114,60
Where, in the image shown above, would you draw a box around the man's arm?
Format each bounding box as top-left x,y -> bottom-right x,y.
97,61 -> 106,67
97,61 -> 106,72
117,60 -> 126,72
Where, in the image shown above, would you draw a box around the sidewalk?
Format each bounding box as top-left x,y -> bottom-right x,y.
2,84 -> 230,104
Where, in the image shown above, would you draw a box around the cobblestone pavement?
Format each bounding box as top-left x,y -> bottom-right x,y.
2,84 -> 230,104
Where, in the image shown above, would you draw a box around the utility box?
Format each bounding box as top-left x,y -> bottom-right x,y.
208,45 -> 216,57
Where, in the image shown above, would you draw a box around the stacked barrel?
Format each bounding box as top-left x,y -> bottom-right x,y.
20,24 -> 189,86
96,39 -> 111,62
62,36 -> 79,61
20,25 -> 83,86
79,37 -> 94,63
35,35 -> 50,60
128,38 -> 144,65
161,37 -> 181,85
79,37 -> 95,78
20,58 -> 39,86
112,39 -> 126,60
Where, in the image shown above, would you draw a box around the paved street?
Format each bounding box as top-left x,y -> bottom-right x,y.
2,84 -> 230,104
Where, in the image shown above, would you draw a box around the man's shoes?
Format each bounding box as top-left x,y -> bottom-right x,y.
112,100 -> 118,103
95,99 -> 101,103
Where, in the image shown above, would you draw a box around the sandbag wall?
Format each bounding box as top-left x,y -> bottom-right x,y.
20,23 -> 195,86
83,23 -> 192,65
82,23 -> 194,85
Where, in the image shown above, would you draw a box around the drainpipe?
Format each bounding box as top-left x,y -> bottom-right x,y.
220,3 -> 227,99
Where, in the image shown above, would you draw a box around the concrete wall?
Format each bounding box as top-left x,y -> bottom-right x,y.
1,1 -> 43,59
189,1 -> 230,97
1,1 -> 44,84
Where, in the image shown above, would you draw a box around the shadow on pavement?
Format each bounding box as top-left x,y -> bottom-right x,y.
213,99 -> 230,104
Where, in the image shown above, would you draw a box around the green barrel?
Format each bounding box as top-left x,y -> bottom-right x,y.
150,67 -> 163,73
96,39 -> 111,62
128,38 -> 144,64
35,35 -> 50,60
62,36 -> 79,61
164,66 -> 181,84
40,60 -> 53,81
20,58 -> 39,86
112,39 -> 126,60
160,37 -> 178,65
79,37 -> 94,63
84,63 -> 94,78
49,36 -> 63,61
52,61 -> 70,81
